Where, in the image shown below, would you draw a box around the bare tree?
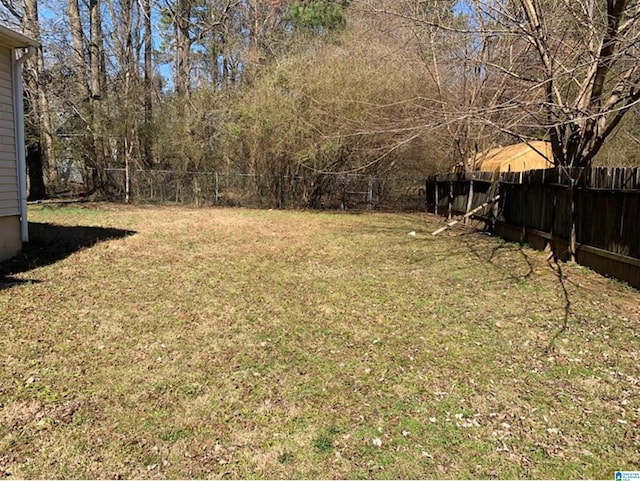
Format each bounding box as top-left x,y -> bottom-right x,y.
515,0 -> 640,167
22,0 -> 56,196
360,0 -> 640,167
0,0 -> 22,25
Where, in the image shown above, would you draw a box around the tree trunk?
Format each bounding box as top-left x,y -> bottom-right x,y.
89,0 -> 106,193
26,142 -> 46,200
142,0 -> 154,166
247,0 -> 260,67
174,0 -> 192,98
67,0 -> 90,100
22,0 -> 55,191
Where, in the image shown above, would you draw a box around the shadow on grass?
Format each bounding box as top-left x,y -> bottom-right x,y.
457,229 -> 573,353
0,222 -> 135,290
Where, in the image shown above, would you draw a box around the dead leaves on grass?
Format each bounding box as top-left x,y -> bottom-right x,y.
2,205 -> 638,479
1,398 -> 81,431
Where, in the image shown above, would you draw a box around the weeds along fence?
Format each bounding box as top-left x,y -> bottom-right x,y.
426,167 -> 640,288
63,167 -> 426,211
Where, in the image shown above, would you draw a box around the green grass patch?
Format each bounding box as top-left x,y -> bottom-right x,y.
0,203 -> 638,479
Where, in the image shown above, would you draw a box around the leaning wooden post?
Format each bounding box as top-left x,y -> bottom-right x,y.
432,194 -> 501,235
464,178 -> 474,225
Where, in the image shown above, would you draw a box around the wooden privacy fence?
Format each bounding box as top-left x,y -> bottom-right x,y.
426,167 -> 640,289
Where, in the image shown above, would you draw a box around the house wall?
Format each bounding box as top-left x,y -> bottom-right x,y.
0,215 -> 20,261
0,45 -> 20,261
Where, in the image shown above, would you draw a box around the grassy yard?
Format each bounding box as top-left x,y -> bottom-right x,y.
0,203 -> 638,479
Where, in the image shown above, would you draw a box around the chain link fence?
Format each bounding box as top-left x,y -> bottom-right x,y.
57,165 -> 427,211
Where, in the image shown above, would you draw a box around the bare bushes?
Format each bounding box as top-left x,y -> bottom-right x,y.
214,25 -> 448,207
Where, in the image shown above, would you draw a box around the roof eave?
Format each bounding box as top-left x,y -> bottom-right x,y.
0,25 -> 39,48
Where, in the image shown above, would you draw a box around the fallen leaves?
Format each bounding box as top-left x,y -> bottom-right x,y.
1,205 -> 638,479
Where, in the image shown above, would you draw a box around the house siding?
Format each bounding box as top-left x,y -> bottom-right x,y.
0,45 -> 18,219
0,44 -> 20,261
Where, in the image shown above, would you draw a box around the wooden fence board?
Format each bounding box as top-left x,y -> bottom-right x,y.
425,166 -> 640,288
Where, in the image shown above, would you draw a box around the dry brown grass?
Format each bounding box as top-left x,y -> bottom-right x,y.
0,203 -> 638,479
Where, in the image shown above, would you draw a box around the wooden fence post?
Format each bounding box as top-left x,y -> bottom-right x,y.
448,179 -> 453,220
569,177 -> 577,262
215,172 -> 219,204
521,171 -> 527,243
125,162 -> 131,203
424,179 -> 429,212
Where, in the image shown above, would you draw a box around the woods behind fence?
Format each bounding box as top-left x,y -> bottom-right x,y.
61,167 -> 426,211
426,167 -> 640,289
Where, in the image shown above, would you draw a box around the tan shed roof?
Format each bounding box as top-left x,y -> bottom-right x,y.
473,141 -> 554,172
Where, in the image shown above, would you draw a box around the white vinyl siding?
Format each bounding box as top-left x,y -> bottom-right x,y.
0,45 -> 17,218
